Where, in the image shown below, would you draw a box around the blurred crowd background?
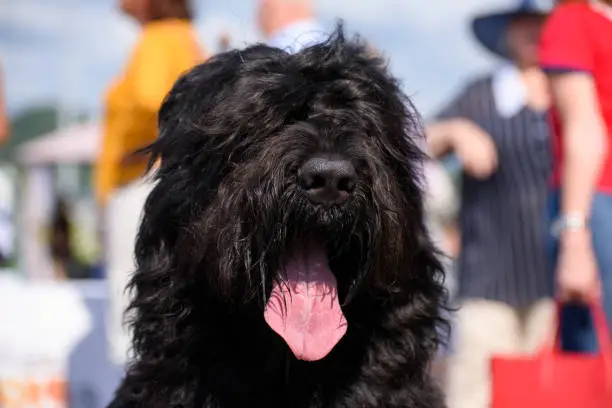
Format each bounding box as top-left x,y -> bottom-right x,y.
1,0 -> 611,408
0,0 -> 511,281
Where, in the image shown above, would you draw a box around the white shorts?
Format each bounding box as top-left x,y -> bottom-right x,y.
105,179 -> 154,365
445,299 -> 554,408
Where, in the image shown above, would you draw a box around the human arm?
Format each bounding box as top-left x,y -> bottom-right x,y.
426,87 -> 471,159
548,73 -> 605,302
426,119 -> 465,158
541,5 -> 607,222
426,118 -> 497,179
555,73 -> 605,301
552,73 -> 606,228
540,4 -> 605,301
425,81 -> 498,178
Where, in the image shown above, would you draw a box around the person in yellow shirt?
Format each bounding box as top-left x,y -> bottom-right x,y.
96,0 -> 204,204
99,0 -> 205,365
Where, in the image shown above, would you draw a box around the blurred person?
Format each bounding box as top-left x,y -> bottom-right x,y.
95,0 -> 205,206
49,198 -> 70,279
426,1 -> 554,407
540,0 -> 612,352
217,31 -> 232,52
96,0 -> 205,365
258,0 -> 326,53
48,198 -> 90,280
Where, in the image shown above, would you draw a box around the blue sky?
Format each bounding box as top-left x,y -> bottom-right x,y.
0,0 -> 520,120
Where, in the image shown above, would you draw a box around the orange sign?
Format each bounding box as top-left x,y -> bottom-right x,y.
0,376 -> 66,408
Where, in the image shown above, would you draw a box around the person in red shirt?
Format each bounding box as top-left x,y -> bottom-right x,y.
540,0 -> 612,351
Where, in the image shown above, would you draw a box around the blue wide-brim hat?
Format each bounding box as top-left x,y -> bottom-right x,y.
471,0 -> 552,60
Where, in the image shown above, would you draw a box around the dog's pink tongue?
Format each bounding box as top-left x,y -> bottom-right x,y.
264,243 -> 347,361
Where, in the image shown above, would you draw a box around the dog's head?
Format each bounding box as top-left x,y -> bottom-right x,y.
134,27 -> 439,362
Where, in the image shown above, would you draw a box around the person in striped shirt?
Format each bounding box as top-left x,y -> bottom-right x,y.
426,1 -> 554,407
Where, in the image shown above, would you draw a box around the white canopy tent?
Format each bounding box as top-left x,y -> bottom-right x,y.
16,123 -> 101,279
18,123 -> 101,166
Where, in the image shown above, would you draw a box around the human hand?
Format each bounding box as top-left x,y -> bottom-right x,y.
451,119 -> 498,179
556,229 -> 601,303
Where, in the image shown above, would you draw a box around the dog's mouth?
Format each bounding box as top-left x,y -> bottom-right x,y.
263,239 -> 348,361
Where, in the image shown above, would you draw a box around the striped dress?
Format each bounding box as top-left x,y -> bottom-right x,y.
436,70 -> 552,307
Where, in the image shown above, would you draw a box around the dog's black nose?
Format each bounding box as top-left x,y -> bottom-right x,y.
298,155 -> 357,205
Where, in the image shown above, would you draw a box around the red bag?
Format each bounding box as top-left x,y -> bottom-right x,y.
491,302 -> 612,408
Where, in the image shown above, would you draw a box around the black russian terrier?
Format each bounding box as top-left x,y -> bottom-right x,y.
109,27 -> 447,408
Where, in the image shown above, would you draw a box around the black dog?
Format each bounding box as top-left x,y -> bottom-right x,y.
109,27 -> 447,408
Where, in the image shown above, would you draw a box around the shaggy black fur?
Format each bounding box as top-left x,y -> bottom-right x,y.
109,27 -> 448,408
